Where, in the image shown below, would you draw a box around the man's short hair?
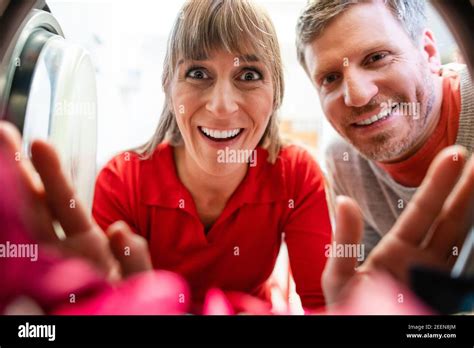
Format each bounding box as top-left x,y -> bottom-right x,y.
296,0 -> 427,73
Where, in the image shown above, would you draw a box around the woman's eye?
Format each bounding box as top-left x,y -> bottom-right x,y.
186,68 -> 209,80
366,52 -> 388,65
238,70 -> 262,81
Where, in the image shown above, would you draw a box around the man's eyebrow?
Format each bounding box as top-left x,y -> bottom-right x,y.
313,42 -> 393,79
177,54 -> 260,65
313,62 -> 338,81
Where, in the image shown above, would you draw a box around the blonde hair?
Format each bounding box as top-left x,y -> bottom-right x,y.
136,0 -> 285,163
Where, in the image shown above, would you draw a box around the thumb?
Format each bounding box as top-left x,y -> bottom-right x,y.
106,221 -> 153,278
323,195 -> 364,304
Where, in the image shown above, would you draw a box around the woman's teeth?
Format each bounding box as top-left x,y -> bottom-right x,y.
355,106 -> 395,126
199,127 -> 241,140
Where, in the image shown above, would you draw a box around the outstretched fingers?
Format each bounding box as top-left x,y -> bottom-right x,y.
107,221 -> 153,277
322,196 -> 364,304
30,139 -> 93,237
391,146 -> 467,246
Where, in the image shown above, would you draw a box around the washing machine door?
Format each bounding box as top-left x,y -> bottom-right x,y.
0,1 -> 97,210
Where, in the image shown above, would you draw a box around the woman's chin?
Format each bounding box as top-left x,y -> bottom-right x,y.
194,157 -> 246,177
189,141 -> 258,177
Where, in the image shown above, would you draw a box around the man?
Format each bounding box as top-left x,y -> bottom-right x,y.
296,0 -> 474,304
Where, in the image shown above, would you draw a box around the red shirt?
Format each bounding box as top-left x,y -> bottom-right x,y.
92,143 -> 332,309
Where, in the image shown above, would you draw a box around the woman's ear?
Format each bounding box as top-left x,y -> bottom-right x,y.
420,29 -> 441,74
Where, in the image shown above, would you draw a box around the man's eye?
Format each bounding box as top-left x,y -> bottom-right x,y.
186,68 -> 209,79
238,70 -> 262,81
366,52 -> 388,64
322,73 -> 339,85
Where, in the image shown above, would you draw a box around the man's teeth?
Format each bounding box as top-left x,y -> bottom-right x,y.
355,107 -> 393,126
200,127 -> 241,139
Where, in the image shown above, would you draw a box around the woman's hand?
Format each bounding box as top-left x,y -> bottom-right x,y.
0,121 -> 152,281
323,145 -> 474,305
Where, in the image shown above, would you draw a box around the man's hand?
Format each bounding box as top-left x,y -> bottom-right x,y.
0,120 -> 152,281
323,145 -> 474,305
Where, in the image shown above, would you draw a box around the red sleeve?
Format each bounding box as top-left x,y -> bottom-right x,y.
282,147 -> 332,310
92,154 -> 138,233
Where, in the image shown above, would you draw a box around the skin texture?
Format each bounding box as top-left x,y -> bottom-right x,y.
170,50 -> 274,228
304,0 -> 443,163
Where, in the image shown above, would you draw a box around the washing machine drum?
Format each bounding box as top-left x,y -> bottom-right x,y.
0,2 -> 97,210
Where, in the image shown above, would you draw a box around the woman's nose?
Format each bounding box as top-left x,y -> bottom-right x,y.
205,80 -> 239,117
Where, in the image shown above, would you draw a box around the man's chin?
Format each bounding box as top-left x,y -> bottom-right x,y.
349,138 -> 411,163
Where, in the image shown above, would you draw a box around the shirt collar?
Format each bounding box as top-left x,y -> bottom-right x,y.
140,143 -> 286,208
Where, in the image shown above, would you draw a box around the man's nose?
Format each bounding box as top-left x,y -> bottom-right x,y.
342,71 -> 378,108
206,80 -> 239,117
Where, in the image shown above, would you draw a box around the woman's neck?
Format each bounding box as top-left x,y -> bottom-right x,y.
173,145 -> 248,209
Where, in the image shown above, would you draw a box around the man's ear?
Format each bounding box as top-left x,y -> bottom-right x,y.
420,29 -> 441,74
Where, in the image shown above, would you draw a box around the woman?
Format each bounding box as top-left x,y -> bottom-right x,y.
92,0 -> 332,310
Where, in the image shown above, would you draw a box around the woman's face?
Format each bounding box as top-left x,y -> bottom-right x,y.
170,50 -> 274,176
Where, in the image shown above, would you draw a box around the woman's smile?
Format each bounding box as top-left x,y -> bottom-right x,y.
197,126 -> 245,149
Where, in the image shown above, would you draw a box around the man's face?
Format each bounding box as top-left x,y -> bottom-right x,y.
304,1 -> 439,162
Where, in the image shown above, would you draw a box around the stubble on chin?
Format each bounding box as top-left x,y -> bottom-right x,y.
352,68 -> 436,163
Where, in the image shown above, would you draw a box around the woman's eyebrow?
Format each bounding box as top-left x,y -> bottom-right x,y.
177,54 -> 260,66
238,54 -> 260,63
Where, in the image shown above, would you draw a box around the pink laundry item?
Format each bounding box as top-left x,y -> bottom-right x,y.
0,149 -> 190,315
54,270 -> 190,315
202,288 -> 234,315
